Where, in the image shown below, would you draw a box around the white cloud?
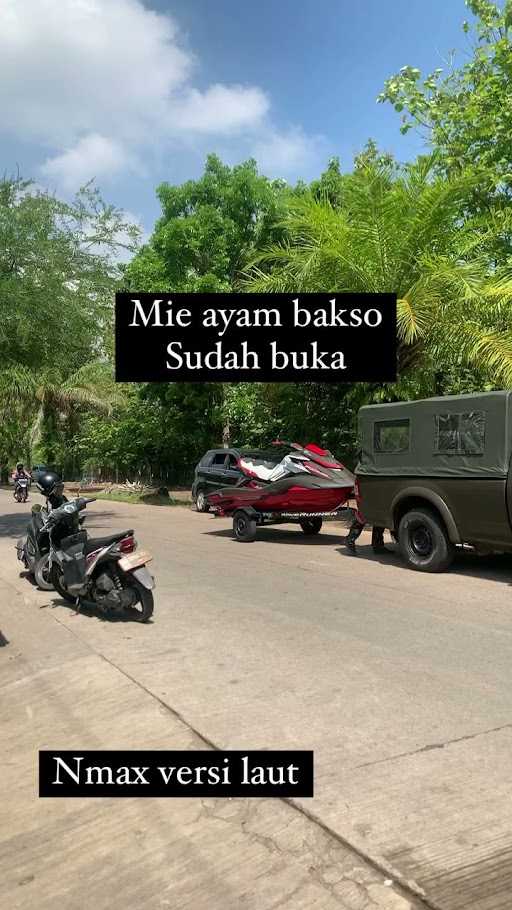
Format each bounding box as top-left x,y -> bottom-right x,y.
170,85 -> 268,134
41,134 -> 139,189
0,0 -> 192,146
0,0 -> 326,191
253,128 -> 329,179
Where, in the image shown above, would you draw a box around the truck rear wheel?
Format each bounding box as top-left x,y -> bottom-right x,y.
398,508 -> 455,573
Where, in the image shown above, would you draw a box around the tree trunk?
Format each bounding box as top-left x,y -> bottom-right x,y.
222,417 -> 230,448
222,383 -> 230,448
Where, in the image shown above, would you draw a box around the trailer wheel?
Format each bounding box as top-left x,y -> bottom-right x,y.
300,517 -> 323,535
233,510 -> 257,542
398,508 -> 454,572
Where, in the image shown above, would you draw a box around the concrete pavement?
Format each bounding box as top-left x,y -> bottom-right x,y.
1,489 -> 512,908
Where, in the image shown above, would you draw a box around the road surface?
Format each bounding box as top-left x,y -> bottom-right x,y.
1,489 -> 512,909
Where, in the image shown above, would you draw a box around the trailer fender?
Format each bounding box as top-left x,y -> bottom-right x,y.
234,505 -> 259,520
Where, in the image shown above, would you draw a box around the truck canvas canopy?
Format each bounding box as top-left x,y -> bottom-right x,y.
357,391 -> 512,478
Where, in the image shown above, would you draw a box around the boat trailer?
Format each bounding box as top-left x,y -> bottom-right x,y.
221,504 -> 354,542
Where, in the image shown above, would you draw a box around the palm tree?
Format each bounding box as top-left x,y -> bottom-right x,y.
0,362 -> 123,466
242,156 -> 512,387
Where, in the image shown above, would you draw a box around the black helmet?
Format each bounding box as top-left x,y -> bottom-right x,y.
36,471 -> 62,496
16,462 -> 23,470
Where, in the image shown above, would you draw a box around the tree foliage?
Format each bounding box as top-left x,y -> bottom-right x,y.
6,114 -> 512,483
243,155 -> 512,387
0,176 -> 138,467
125,154 -> 288,293
378,0 -> 512,260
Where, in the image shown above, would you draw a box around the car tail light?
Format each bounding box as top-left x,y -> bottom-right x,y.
119,536 -> 136,553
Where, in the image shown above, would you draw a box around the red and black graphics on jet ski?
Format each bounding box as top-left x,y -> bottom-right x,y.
275,440 -> 345,466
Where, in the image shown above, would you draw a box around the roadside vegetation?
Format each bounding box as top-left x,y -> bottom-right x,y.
90,491 -> 190,507
2,0 -> 512,483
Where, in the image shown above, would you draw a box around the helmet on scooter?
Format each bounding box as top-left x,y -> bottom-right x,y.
36,471 -> 63,497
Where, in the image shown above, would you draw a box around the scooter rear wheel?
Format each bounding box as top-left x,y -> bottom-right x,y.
124,579 -> 154,623
34,554 -> 54,591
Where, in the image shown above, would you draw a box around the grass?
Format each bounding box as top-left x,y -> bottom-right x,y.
91,491 -> 191,507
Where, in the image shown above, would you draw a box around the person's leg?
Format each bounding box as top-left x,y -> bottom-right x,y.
344,519 -> 365,552
371,526 -> 387,553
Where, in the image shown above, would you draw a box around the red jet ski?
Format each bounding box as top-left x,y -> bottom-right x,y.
207,440 -> 354,541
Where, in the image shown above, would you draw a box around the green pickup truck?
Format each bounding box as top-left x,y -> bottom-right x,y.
356,391 -> 512,572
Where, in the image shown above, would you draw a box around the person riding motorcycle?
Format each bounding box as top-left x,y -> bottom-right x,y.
13,462 -> 31,483
12,463 -> 31,500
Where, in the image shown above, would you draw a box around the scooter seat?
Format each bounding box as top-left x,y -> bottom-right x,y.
84,530 -> 134,554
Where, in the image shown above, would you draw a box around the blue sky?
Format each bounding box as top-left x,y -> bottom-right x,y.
1,0 -> 474,237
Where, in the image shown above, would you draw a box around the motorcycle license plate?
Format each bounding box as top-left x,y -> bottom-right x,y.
119,550 -> 153,572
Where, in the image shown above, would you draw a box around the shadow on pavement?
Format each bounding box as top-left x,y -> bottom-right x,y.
48,594 -> 154,624
19,569 -> 38,587
0,511 -> 31,539
0,509 -> 120,540
204,526 -> 343,546
337,542 -> 512,586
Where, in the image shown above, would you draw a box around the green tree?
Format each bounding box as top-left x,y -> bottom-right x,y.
125,154 -> 287,293
243,155 -> 512,388
0,363 -> 122,468
124,154 -> 290,448
378,0 -> 512,259
310,157 -> 345,208
0,177 -> 140,372
0,176 -> 139,469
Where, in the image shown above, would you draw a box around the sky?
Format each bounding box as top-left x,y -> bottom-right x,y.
0,0 -> 475,237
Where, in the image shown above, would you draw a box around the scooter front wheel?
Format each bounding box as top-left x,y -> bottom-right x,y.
50,565 -> 76,603
34,554 -> 54,591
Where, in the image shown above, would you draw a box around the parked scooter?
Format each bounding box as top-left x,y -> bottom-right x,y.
16,471 -> 85,591
46,497 -> 155,622
16,502 -> 53,590
14,477 -> 29,503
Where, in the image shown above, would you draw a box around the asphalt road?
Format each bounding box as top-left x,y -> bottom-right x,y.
2,489 -> 512,909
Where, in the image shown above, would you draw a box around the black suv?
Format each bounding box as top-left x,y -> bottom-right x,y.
192,448 -> 242,512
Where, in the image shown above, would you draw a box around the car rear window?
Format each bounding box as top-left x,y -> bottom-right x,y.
434,411 -> 486,455
212,453 -> 227,465
373,418 -> 410,453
